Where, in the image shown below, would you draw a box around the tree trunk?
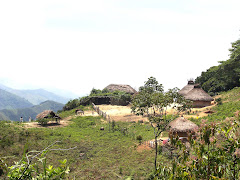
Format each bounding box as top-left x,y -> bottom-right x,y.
155,135 -> 158,170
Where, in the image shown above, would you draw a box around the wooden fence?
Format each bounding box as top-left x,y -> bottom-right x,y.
91,103 -> 164,149
92,103 -> 110,120
142,139 -> 163,148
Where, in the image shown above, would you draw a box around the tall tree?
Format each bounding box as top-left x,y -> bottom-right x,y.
195,38 -> 240,93
131,77 -> 190,170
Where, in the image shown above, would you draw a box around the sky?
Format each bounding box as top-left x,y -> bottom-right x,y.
0,0 -> 240,97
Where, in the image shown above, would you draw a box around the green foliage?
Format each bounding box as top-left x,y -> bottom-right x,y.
153,117 -> 240,179
196,38 -> 240,93
7,152 -> 70,179
136,135 -> 143,144
63,88 -> 132,111
63,98 -> 80,111
0,113 -> 157,179
215,97 -> 222,105
190,87 -> 240,125
37,118 -> 49,125
131,76 -> 191,170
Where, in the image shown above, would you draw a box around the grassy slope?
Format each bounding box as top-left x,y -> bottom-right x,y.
189,87 -> 240,125
0,107 -> 162,179
3,86 -> 239,179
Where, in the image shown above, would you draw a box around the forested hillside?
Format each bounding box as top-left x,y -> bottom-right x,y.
0,100 -> 64,121
195,38 -> 240,94
0,89 -> 33,110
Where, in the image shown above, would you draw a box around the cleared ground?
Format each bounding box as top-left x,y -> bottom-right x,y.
24,104 -> 215,129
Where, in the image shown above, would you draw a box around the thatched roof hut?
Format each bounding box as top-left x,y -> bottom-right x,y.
168,116 -> 198,133
184,84 -> 213,108
178,80 -> 195,96
168,116 -> 198,138
36,110 -> 56,119
104,84 -> 137,95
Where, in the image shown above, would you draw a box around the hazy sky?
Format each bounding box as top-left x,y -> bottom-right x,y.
0,0 -> 240,97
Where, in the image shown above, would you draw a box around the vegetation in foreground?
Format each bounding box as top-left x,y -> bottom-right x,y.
0,86 -> 240,179
0,109 -> 159,179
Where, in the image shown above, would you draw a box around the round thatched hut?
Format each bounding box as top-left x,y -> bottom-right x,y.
178,80 -> 195,96
104,84 -> 137,95
168,116 -> 198,138
36,110 -> 56,119
184,84 -> 213,108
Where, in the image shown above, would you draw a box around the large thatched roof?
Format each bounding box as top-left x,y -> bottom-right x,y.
184,84 -> 213,102
178,80 -> 195,96
36,110 -> 56,119
168,116 -> 198,132
104,84 -> 137,94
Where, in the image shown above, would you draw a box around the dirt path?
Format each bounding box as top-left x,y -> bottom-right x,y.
23,103 -> 215,129
24,116 -> 74,129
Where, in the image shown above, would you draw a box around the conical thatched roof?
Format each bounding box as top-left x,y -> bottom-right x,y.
36,110 -> 55,119
178,80 -> 195,96
168,116 -> 198,132
104,84 -> 137,94
184,84 -> 213,102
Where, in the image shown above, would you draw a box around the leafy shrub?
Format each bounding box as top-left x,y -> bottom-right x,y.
216,97 -> 222,105
136,135 -> 143,144
37,118 -> 49,125
153,116 -> 240,179
7,154 -> 70,179
63,98 -> 80,111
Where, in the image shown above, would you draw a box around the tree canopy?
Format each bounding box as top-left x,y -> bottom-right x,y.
195,38 -> 240,94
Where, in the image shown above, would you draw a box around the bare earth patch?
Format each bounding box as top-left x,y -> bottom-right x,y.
97,105 -> 149,122
24,116 -> 73,129
137,144 -> 152,152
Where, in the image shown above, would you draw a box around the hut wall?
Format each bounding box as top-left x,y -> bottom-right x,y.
89,97 -> 111,105
80,96 -> 130,106
173,131 -> 188,138
192,101 -> 211,108
110,97 -> 129,106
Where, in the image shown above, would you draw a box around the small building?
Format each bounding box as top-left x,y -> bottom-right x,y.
168,116 -> 198,139
184,84 -> 214,108
36,110 -> 56,119
36,110 -> 61,124
178,80 -> 195,96
104,84 -> 137,95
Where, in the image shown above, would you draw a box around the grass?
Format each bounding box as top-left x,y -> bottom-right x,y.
2,88 -> 239,179
0,111 -> 160,179
189,87 -> 240,125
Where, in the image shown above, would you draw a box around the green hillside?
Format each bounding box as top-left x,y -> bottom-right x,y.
0,89 -> 33,110
0,100 -> 64,121
189,87 -> 240,125
1,87 -> 240,179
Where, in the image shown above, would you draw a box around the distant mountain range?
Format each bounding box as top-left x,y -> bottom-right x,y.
0,89 -> 33,110
0,83 -> 74,121
0,83 -> 70,105
0,100 -> 64,122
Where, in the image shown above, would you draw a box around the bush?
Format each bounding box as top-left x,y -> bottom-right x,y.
37,118 -> 49,125
216,97 -> 222,105
136,135 -> 143,144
